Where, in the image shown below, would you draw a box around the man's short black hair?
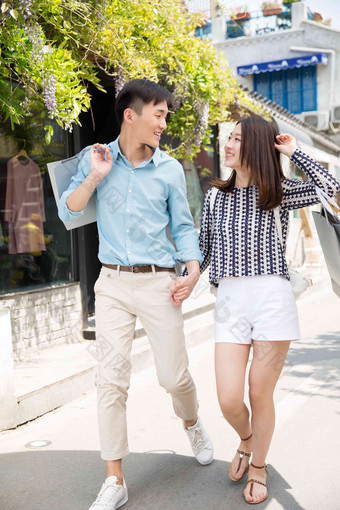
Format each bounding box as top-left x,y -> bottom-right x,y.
115,79 -> 173,126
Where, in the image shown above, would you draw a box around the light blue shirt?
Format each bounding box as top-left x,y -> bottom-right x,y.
58,137 -> 203,267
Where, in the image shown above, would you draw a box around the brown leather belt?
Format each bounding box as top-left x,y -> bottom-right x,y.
102,263 -> 175,274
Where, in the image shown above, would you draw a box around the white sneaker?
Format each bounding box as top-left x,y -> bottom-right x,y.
184,417 -> 214,465
89,476 -> 128,509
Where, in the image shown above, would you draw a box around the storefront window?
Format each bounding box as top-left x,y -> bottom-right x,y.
0,115 -> 73,293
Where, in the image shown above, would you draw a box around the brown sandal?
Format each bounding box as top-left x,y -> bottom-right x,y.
229,433 -> 252,482
245,462 -> 269,504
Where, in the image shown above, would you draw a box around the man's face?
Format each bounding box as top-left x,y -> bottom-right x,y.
131,100 -> 168,148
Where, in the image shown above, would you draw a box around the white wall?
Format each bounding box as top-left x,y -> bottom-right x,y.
0,309 -> 17,431
0,283 -> 83,360
302,21 -> 340,112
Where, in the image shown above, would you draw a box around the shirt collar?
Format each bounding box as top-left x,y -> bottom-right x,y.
110,136 -> 161,168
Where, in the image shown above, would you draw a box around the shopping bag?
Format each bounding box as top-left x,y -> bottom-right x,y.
312,209 -> 340,298
47,152 -> 97,230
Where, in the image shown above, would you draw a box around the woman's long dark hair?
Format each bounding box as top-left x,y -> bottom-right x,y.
212,117 -> 285,210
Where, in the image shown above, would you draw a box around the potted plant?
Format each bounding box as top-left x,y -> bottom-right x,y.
313,12 -> 323,21
230,5 -> 251,22
226,22 -> 244,38
312,13 -> 331,25
282,0 -> 298,5
261,1 -> 283,16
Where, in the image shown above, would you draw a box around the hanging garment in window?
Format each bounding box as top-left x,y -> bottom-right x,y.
4,155 -> 46,254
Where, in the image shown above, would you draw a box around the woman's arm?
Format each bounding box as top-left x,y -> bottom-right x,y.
198,187 -> 215,274
275,134 -> 340,211
172,187 -> 215,304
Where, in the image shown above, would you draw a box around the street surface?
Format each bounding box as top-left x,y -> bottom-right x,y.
1,277 -> 339,510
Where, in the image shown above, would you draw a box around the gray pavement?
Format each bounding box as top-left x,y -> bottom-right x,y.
1,275 -> 340,510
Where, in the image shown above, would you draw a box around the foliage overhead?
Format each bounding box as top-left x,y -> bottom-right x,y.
0,0 -> 263,158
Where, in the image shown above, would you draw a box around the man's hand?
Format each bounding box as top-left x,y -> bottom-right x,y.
275,133 -> 297,158
90,143 -> 114,180
66,143 -> 113,212
170,272 -> 199,306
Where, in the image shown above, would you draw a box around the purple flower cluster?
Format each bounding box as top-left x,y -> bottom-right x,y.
42,73 -> 57,118
41,45 -> 53,55
19,0 -> 32,21
27,23 -> 44,63
193,99 -> 209,146
172,84 -> 181,112
115,69 -> 126,98
19,1 -> 50,64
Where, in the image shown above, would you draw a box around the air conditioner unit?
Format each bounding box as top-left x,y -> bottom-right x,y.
332,105 -> 340,122
303,111 -> 329,130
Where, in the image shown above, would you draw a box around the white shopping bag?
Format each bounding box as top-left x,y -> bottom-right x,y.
47,153 -> 97,230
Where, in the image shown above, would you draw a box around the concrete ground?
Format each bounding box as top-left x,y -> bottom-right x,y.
0,273 -> 339,510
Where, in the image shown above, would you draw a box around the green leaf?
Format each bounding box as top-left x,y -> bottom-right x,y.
1,3 -> 9,14
10,9 -> 18,20
44,124 -> 54,135
45,131 -> 51,145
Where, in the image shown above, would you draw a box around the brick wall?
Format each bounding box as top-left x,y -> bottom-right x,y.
0,283 -> 83,360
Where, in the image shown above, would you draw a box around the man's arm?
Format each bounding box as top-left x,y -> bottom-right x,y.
66,171 -> 102,212
166,162 -> 203,306
66,144 -> 113,212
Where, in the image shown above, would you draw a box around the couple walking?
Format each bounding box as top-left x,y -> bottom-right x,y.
59,79 -> 340,508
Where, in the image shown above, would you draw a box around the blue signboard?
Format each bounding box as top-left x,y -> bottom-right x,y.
237,53 -> 328,76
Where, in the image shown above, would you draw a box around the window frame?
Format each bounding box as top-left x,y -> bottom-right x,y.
253,65 -> 317,114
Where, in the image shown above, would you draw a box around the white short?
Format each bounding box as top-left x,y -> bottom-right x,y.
215,274 -> 301,344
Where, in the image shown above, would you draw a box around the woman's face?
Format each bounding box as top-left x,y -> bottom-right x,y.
224,124 -> 242,170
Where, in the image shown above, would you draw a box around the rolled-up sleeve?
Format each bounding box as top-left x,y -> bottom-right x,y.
167,162 -> 203,264
58,150 -> 93,223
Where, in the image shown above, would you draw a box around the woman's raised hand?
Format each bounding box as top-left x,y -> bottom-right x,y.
90,143 -> 114,180
275,133 -> 297,158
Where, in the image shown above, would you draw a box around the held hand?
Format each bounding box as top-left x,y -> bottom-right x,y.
90,143 -> 114,180
275,133 -> 297,158
169,274 -> 199,306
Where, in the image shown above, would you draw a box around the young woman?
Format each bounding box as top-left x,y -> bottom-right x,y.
172,116 -> 340,504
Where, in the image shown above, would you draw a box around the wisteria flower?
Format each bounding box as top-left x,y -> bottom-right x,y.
42,73 -> 57,118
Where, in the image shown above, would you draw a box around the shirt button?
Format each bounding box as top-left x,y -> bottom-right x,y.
131,170 -> 135,174
126,209 -> 130,212
126,229 -> 129,233
128,251 -> 131,254
128,189 -> 132,193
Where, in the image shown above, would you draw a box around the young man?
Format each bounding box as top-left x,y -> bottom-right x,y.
58,79 -> 213,510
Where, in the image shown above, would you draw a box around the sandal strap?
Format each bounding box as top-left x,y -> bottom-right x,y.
237,449 -> 251,458
250,462 -> 269,482
251,462 -> 267,470
240,433 -> 252,442
247,478 -> 267,488
236,449 -> 251,472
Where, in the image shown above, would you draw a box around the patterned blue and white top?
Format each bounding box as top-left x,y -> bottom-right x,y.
199,148 -> 340,288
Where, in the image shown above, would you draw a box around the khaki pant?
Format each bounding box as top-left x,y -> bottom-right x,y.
94,266 -> 198,461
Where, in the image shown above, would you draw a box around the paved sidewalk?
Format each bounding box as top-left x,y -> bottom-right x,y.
1,272 -> 339,510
